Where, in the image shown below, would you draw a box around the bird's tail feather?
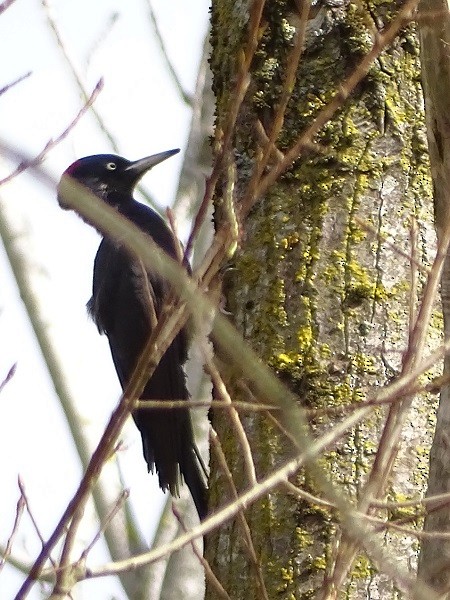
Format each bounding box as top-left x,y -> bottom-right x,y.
136,354 -> 208,520
140,420 -> 208,520
181,446 -> 208,521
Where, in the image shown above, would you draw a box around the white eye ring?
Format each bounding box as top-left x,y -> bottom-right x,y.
106,162 -> 117,170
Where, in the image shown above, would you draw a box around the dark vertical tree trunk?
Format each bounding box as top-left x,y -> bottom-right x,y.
206,1 -> 437,598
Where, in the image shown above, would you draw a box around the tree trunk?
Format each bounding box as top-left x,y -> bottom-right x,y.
417,0 -> 450,593
207,1 -> 437,598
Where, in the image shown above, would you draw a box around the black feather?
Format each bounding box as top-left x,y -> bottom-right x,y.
60,153 -> 207,520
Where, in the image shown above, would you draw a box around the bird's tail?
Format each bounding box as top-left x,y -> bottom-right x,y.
135,335 -> 208,520
181,446 -> 208,521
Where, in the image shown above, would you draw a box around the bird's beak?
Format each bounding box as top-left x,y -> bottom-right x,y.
125,149 -> 180,180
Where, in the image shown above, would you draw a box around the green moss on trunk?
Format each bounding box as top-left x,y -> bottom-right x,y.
207,1 -> 436,598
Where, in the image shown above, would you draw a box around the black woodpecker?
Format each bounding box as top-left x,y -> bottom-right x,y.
58,150 -> 207,521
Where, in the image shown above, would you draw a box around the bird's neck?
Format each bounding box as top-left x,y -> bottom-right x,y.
104,190 -> 135,209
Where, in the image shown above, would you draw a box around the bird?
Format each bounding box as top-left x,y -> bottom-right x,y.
57,150 -> 207,521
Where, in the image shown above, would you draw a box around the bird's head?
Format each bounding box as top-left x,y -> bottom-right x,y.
57,149 -> 180,208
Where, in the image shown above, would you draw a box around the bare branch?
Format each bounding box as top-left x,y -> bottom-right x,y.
0,72 -> 32,97
0,80 -> 103,186
0,0 -> 17,15
80,491 -> 129,561
0,489 -> 25,574
145,0 -> 192,105
184,0 -> 266,260
207,360 -> 257,486
210,429 -> 270,600
41,0 -> 120,152
241,0 -> 421,215
85,12 -> 119,68
0,363 -> 16,394
172,504 -> 231,600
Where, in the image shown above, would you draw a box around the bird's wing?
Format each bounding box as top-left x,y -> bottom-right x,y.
88,207 -> 206,514
87,238 -> 121,334
88,238 -> 156,381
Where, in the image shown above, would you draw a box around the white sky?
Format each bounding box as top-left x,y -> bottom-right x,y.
0,0 -> 210,597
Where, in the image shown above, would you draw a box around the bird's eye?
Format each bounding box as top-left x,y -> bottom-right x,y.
106,162 -> 117,171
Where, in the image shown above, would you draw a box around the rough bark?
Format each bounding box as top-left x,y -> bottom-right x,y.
417,0 -> 450,592
207,1 -> 436,598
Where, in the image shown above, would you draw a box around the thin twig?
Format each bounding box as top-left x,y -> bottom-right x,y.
283,480 -> 334,509
370,490 -> 450,510
80,490 -> 129,560
326,196 -> 450,592
0,0 -> 17,15
0,72 -> 32,97
0,490 -> 25,573
41,0 -> 119,152
83,406 -> 368,579
135,359 -> 448,414
145,0 -> 192,105
210,429 -> 270,600
241,0 -> 420,215
0,80 -> 103,186
166,207 -> 185,264
17,480 -> 74,597
137,398 -> 279,411
183,0 -> 266,260
409,217 -> 419,341
17,478 -> 52,555
207,360 -> 257,486
243,0 -> 311,207
41,0 -> 159,209
0,363 -> 16,394
172,504 -> 231,600
53,504 -> 86,596
85,12 -> 119,68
